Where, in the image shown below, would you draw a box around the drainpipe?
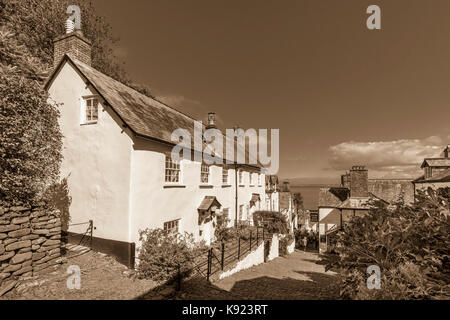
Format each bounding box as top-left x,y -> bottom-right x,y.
235,164 -> 239,227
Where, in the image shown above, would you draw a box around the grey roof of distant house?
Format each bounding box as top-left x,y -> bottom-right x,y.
414,168 -> 450,183
420,158 -> 450,168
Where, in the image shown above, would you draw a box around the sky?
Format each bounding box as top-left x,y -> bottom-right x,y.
93,0 -> 450,183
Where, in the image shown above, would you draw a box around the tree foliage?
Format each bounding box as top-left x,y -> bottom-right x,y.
253,210 -> 289,234
328,187 -> 450,299
0,0 -> 151,201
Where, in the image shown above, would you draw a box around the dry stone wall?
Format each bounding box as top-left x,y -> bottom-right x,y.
0,201 -> 62,286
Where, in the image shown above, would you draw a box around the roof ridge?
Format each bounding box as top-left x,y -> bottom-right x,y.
71,57 -> 205,127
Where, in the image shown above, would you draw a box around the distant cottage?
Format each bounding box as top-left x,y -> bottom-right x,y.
45,29 -> 267,267
413,145 -> 450,191
316,165 -> 414,251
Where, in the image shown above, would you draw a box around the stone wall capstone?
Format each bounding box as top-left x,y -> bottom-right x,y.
0,200 -> 62,288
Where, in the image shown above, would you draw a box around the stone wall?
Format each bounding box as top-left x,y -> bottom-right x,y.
267,234 -> 279,261
218,242 -> 265,280
0,201 -> 62,287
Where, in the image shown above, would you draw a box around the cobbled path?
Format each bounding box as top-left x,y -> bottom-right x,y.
159,249 -> 341,300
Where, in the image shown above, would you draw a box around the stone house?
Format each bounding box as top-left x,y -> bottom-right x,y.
44,29 -> 266,267
265,175 -> 280,212
413,146 -> 450,192
318,165 -> 414,249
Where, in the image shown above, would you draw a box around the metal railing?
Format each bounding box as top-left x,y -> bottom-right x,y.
62,220 -> 93,249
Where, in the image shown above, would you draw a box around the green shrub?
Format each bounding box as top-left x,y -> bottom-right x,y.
214,218 -> 236,244
279,233 -> 294,256
328,187 -> 450,300
253,211 -> 289,234
0,71 -> 62,202
137,228 -> 207,283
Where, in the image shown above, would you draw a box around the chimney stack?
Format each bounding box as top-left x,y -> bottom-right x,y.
53,16 -> 91,68
349,165 -> 368,198
341,172 -> 350,189
444,145 -> 450,158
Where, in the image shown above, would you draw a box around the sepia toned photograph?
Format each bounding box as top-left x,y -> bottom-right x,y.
0,0 -> 449,311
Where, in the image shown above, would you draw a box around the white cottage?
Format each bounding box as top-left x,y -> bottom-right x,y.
45,30 -> 266,267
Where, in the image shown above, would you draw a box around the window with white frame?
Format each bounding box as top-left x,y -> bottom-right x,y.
165,155 -> 181,183
250,173 -> 255,185
163,219 -> 179,233
258,174 -> 263,186
222,167 -> 229,184
201,163 -> 210,184
239,170 -> 244,185
82,96 -> 99,124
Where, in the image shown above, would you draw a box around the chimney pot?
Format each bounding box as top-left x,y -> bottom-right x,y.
53,10 -> 91,68
444,145 -> 450,158
66,18 -> 75,34
206,112 -> 216,129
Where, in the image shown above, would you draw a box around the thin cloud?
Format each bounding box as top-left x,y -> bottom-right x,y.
328,136 -> 447,178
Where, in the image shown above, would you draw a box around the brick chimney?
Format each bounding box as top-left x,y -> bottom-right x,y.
53,30 -> 92,68
341,172 -> 350,189
444,145 -> 449,158
350,166 -> 368,198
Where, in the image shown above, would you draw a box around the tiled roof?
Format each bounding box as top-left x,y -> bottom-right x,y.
414,168 -> 450,183
198,196 -> 222,211
421,158 -> 450,168
338,194 -> 387,210
46,55 -> 260,168
318,188 -> 347,207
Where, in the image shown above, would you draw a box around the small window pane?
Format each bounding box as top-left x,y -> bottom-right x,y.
201,164 -> 210,184
165,156 -> 180,183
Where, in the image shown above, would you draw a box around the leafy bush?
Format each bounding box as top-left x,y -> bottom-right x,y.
328,187 -> 450,300
279,234 -> 294,256
214,217 -> 236,244
253,211 -> 289,234
0,71 -> 62,201
137,228 -> 207,283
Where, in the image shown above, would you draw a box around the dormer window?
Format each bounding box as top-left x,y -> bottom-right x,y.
81,96 -> 99,124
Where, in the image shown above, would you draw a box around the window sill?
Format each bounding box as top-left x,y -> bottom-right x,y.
249,184 -> 255,187
199,185 -> 214,189
163,185 -> 186,189
80,121 -> 97,126
221,184 -> 232,188
239,184 -> 246,187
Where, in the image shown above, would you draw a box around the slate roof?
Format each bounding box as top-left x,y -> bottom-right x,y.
420,158 -> 450,168
198,196 -> 222,212
414,168 -> 450,183
318,188 -> 348,207
337,196 -> 373,210
45,55 -> 261,168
